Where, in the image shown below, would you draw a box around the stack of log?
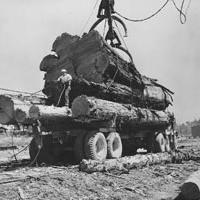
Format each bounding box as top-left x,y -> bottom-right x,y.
0,31 -> 174,132
41,31 -> 173,110
39,30 -> 174,130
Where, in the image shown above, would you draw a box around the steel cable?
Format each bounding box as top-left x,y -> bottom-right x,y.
115,0 -> 170,22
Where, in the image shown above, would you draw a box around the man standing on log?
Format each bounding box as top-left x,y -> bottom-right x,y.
57,69 -> 72,107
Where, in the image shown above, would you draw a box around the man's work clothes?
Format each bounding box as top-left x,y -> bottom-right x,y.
57,74 -> 72,84
57,73 -> 72,106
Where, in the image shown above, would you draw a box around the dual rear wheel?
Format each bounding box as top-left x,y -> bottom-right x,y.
30,131 -> 175,164
74,131 -> 123,162
29,135 -> 57,164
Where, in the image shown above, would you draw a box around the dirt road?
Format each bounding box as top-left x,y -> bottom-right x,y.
0,135 -> 199,200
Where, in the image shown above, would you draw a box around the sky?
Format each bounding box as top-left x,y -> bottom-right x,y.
0,0 -> 199,123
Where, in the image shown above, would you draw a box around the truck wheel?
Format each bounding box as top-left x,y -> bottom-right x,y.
84,132 -> 107,161
155,133 -> 166,152
73,132 -> 86,162
29,135 -> 55,164
107,132 -> 122,158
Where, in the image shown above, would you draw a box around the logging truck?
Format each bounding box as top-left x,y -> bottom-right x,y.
0,0 -> 177,164
23,22 -> 177,163
0,30 -> 176,164
28,95 -> 176,164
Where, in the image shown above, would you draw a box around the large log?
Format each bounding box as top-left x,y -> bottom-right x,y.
29,104 -> 74,131
80,151 -> 200,174
72,95 -> 170,132
41,30 -> 143,88
43,78 -> 172,110
28,104 -> 111,131
80,153 -> 172,173
40,31 -> 173,110
0,95 -> 31,125
29,104 -> 72,121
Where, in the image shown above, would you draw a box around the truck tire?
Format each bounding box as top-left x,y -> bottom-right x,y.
84,131 -> 107,161
155,133 -> 166,153
107,132 -> 122,158
29,135 -> 55,164
74,132 -> 86,162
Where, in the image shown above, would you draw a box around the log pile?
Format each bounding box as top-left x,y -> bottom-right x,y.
41,30 -> 173,111
0,31 -> 174,134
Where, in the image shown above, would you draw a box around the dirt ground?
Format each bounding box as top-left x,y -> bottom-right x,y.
0,133 -> 199,200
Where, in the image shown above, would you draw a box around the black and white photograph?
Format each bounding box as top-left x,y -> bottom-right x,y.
0,0 -> 199,199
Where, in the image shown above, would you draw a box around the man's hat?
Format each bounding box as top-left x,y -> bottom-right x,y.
61,69 -> 67,73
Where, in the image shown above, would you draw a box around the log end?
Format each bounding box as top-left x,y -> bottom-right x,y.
15,108 -> 27,123
0,95 -> 14,124
40,54 -> 58,72
181,182 -> 200,200
72,95 -> 92,118
29,105 -> 40,120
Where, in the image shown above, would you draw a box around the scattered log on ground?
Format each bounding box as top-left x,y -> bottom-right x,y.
72,95 -> 170,132
0,95 -> 30,125
80,151 -> 200,174
178,170 -> 200,200
80,153 -> 172,173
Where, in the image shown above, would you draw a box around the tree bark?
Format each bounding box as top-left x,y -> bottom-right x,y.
43,78 -> 172,110
28,104 -> 115,131
80,150 -> 200,174
40,31 -> 173,110
29,104 -> 72,121
42,30 -> 143,88
80,153 -> 172,173
29,104 -> 75,131
72,95 -> 170,132
70,78 -> 172,110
